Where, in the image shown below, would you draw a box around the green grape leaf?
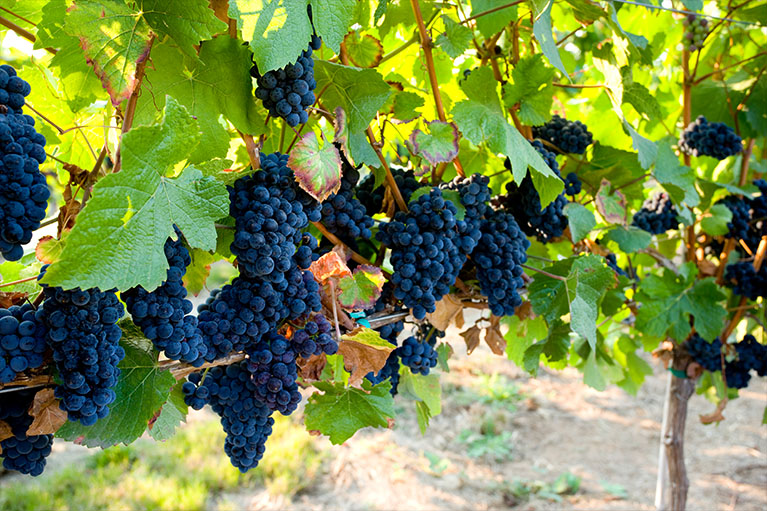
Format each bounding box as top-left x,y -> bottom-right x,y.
337,265 -> 386,311
304,380 -> 395,444
583,351 -> 606,391
342,31 -> 383,68
654,141 -> 700,208
138,0 -> 227,56
313,60 -> 392,133
63,0 -> 154,106
471,0 -> 517,39
563,0 -> 606,24
623,82 -> 662,120
135,38 -> 265,163
452,67 -> 563,206
563,202 -> 596,243
436,15 -> 472,58
183,249 -> 217,296
348,132 -> 380,167
503,54 -> 555,125
147,380 -> 188,442
532,3 -> 569,80
56,321 -> 176,448
229,0 -> 312,73
0,261 -> 42,295
407,121 -> 460,165
398,369 -> 441,434
288,131 -> 343,202
602,226 -> 652,253
680,0 -> 703,11
528,255 -> 617,348
310,0 -> 357,53
700,204 -> 733,236
41,98 -> 229,292
392,91 -> 425,123
635,265 -> 726,342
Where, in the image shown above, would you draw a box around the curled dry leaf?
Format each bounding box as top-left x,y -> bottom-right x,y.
0,420 -> 13,443
298,354 -> 327,381
338,327 -> 395,385
0,291 -> 29,308
700,398 -> 728,425
484,315 -> 507,355
309,251 -> 352,284
27,388 -> 68,436
425,294 -> 463,331
515,301 -> 536,321
461,325 -> 482,355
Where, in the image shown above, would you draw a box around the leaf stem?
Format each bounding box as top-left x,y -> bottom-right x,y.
521,263 -> 566,281
24,103 -> 65,135
0,275 -> 38,289
0,16 -> 57,54
693,51 -> 767,85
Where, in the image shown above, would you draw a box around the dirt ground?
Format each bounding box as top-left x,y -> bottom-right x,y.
219,342 -> 767,511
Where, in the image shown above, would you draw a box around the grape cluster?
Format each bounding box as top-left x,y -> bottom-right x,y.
195,362 -> 275,472
0,303 -> 47,383
290,313 -> 337,359
441,173 -> 491,237
685,334 -> 723,372
377,188 -> 469,319
474,209 -> 530,316
252,35 -> 321,127
632,193 -> 679,234
321,161 -> 374,243
1,107 -> 50,261
724,261 -> 767,300
718,195 -> 751,242
40,278 -> 125,426
123,231 -> 206,366
679,116 -> 742,160
0,389 -> 53,476
397,334 -> 438,375
229,153 -> 320,281
685,334 -> 766,389
182,371 -> 211,410
715,181 -> 767,253
532,115 -> 593,154
564,172 -> 582,196
683,14 -> 708,52
496,143 -> 569,242
198,266 -> 321,361
0,64 -> 31,114
358,166 -> 421,216
605,254 -> 628,278
246,332 -> 301,415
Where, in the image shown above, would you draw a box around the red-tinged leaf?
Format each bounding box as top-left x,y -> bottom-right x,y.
339,327 -> 395,385
595,178 -> 628,225
407,120 -> 460,165
27,388 -> 68,436
288,131 -> 343,203
333,106 -> 349,152
309,251 -> 352,284
337,265 -> 386,311
36,234 -> 67,264
65,0 -> 154,106
341,31 -> 384,68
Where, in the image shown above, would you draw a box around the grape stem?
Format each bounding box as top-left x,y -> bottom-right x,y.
0,275 -> 39,288
24,103 -> 65,135
520,263 -> 566,281
311,221 -> 393,278
693,51 -> 767,85
0,15 -> 57,54
365,127 -> 410,212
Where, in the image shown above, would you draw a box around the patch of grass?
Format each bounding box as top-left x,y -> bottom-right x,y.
447,373 -> 524,410
502,472 -> 582,506
0,412 -> 325,511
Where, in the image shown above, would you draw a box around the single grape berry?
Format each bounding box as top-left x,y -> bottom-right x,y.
532,115 -> 593,154
632,193 -> 679,234
679,116 -> 742,160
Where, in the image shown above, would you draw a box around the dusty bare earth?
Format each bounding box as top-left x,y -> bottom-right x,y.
220,344 -> 767,511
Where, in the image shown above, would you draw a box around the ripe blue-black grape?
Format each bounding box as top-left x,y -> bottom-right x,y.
440,173 -> 491,239
0,64 -> 31,114
194,362 -> 274,472
321,161 -> 374,243
605,254 -> 628,278
532,115 -> 593,154
474,209 -> 529,316
123,230 -> 206,366
397,334 -> 438,375
685,333 -> 766,390
0,389 -> 53,476
377,188 -> 469,319
198,266 -> 321,361
684,334 -> 722,372
0,108 -> 50,261
246,332 -> 301,415
252,36 -> 321,127
40,273 -> 125,426
290,313 -> 337,359
724,261 -> 767,300
229,152 -> 320,281
364,283 -> 405,393
631,193 -> 679,234
358,166 -> 421,216
0,303 -> 47,383
564,172 -> 582,196
496,142 -> 568,242
716,180 -> 767,253
679,116 -> 742,160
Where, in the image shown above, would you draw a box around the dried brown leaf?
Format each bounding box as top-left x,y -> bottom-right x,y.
484,315 -> 507,355
425,294 -> 463,331
298,354 -> 327,381
700,398 -> 728,425
0,292 -> 28,308
309,251 -> 351,284
0,420 -> 13,442
27,388 -> 67,436
337,339 -> 394,386
461,325 -> 481,355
